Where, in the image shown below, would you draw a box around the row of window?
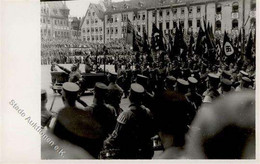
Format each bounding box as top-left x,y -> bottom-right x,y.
83,35 -> 103,41
106,13 -> 146,23
41,17 -> 68,26
82,27 -> 103,33
85,19 -> 99,25
106,24 -> 147,34
41,29 -> 69,37
41,7 -> 49,14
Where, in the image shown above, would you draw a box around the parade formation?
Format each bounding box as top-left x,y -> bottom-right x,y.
41,0 -> 256,160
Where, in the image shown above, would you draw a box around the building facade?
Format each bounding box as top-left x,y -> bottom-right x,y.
69,17 -> 81,40
102,0 -> 256,43
80,3 -> 105,43
40,1 -> 70,39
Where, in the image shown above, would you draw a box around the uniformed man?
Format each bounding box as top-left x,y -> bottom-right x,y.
152,90 -> 195,159
84,82 -> 117,137
61,82 -> 81,109
164,76 -> 176,91
107,72 -> 124,116
41,89 -> 52,128
102,83 -> 155,159
202,73 -> 221,103
218,78 -> 233,95
85,55 -> 92,73
235,77 -> 252,91
50,102 -> 104,158
56,63 -> 82,83
185,77 -> 203,111
176,79 -> 189,95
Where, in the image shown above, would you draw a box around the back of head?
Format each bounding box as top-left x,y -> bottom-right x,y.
152,90 -> 195,147
186,90 -> 255,159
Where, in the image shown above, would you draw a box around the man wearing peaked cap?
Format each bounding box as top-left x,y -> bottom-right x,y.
51,104 -> 103,158
61,82 -> 80,108
107,72 -> 124,116
136,74 -> 149,90
218,78 -> 233,95
222,70 -> 232,80
165,76 -> 176,91
186,77 -> 203,111
84,82 -> 117,145
235,77 -> 252,91
202,73 -> 220,103
176,79 -> 189,95
103,83 -> 155,159
56,63 -> 82,83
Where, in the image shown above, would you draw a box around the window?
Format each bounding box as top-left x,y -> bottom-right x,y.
215,20 -> 221,30
111,27 -> 114,34
189,7 -> 193,14
142,14 -> 145,20
197,19 -> 201,27
91,20 -> 94,24
216,3 -> 222,14
87,28 -> 90,33
159,22 -> 163,30
92,36 -> 94,41
251,0 -> 256,11
115,27 -> 118,34
173,8 -> 177,15
181,8 -> 185,15
188,20 -> 192,27
111,17 -> 113,23
180,20 -> 184,27
232,19 -> 238,29
138,14 -> 141,20
96,36 -> 98,40
91,28 -> 94,32
48,19 -> 50,24
166,22 -> 170,29
197,6 -> 201,13
100,35 -> 103,41
107,28 -> 109,34
92,12 -> 95,16
115,16 -> 117,22
82,28 -> 85,33
99,27 -> 102,32
83,36 -> 86,41
95,28 -> 98,32
88,12 -> 91,16
166,10 -> 170,16
87,37 -> 90,41
173,21 -> 177,28
152,10 -> 156,17
232,2 -> 239,13
159,10 -> 163,17
95,19 -> 98,23
43,18 -> 45,23
142,25 -> 145,33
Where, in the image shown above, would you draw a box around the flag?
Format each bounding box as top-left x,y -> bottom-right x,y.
195,26 -> 205,55
151,23 -> 165,51
215,38 -> 222,57
222,31 -> 235,57
133,31 -> 140,52
189,32 -> 195,56
143,28 -> 151,54
127,18 -> 134,34
245,30 -> 253,60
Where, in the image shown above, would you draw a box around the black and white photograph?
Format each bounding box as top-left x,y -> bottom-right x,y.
37,0 -> 257,160
39,0 -> 256,160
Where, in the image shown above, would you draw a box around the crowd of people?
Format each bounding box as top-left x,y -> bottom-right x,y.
41,20 -> 255,159
41,45 -> 255,160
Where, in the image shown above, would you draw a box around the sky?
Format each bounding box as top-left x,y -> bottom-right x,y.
66,0 -> 123,18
